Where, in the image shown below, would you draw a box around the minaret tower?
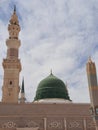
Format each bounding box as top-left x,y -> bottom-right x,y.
19,78 -> 26,103
2,6 -> 21,103
86,58 -> 98,129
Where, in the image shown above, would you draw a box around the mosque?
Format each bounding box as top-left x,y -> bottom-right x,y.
0,6 -> 98,130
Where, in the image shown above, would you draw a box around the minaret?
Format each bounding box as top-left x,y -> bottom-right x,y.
19,78 -> 26,103
86,57 -> 98,129
2,6 -> 21,103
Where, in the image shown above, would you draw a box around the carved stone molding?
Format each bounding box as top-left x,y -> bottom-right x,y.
2,121 -> 17,128
87,120 -> 96,128
67,120 -> 83,129
26,120 -> 39,128
48,120 -> 63,129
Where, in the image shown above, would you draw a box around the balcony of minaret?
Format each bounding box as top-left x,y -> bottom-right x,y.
2,59 -> 21,72
8,24 -> 20,39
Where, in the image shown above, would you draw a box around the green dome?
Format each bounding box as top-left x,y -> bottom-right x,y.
34,73 -> 70,101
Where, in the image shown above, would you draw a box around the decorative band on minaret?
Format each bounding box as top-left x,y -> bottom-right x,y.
2,6 -> 22,103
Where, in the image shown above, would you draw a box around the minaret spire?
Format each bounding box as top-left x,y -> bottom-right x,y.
86,58 -> 98,105
21,77 -> 24,93
88,56 -> 92,63
14,5 -> 16,12
20,77 -> 26,103
86,58 -> 98,129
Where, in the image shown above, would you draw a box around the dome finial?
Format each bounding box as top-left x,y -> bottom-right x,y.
50,69 -> 53,75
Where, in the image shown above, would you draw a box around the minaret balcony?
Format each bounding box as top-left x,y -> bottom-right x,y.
2,59 -> 21,71
6,39 -> 21,49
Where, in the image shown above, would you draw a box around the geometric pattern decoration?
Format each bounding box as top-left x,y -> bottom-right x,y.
48,120 -> 63,129
2,121 -> 17,128
0,118 -> 96,130
86,120 -> 96,128
26,120 -> 39,128
67,120 -> 83,129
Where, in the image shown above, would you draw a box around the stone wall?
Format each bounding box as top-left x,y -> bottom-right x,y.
0,103 -> 96,130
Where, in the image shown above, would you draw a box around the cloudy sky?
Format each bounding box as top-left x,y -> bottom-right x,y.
0,0 -> 98,103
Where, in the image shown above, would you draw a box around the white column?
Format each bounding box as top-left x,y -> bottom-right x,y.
95,124 -> 98,130
64,118 -> 67,130
83,118 -> 86,130
44,118 -> 47,130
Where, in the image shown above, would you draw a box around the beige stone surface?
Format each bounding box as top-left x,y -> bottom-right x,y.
17,128 -> 39,130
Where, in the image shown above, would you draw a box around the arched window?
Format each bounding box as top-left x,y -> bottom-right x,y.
9,81 -> 12,85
